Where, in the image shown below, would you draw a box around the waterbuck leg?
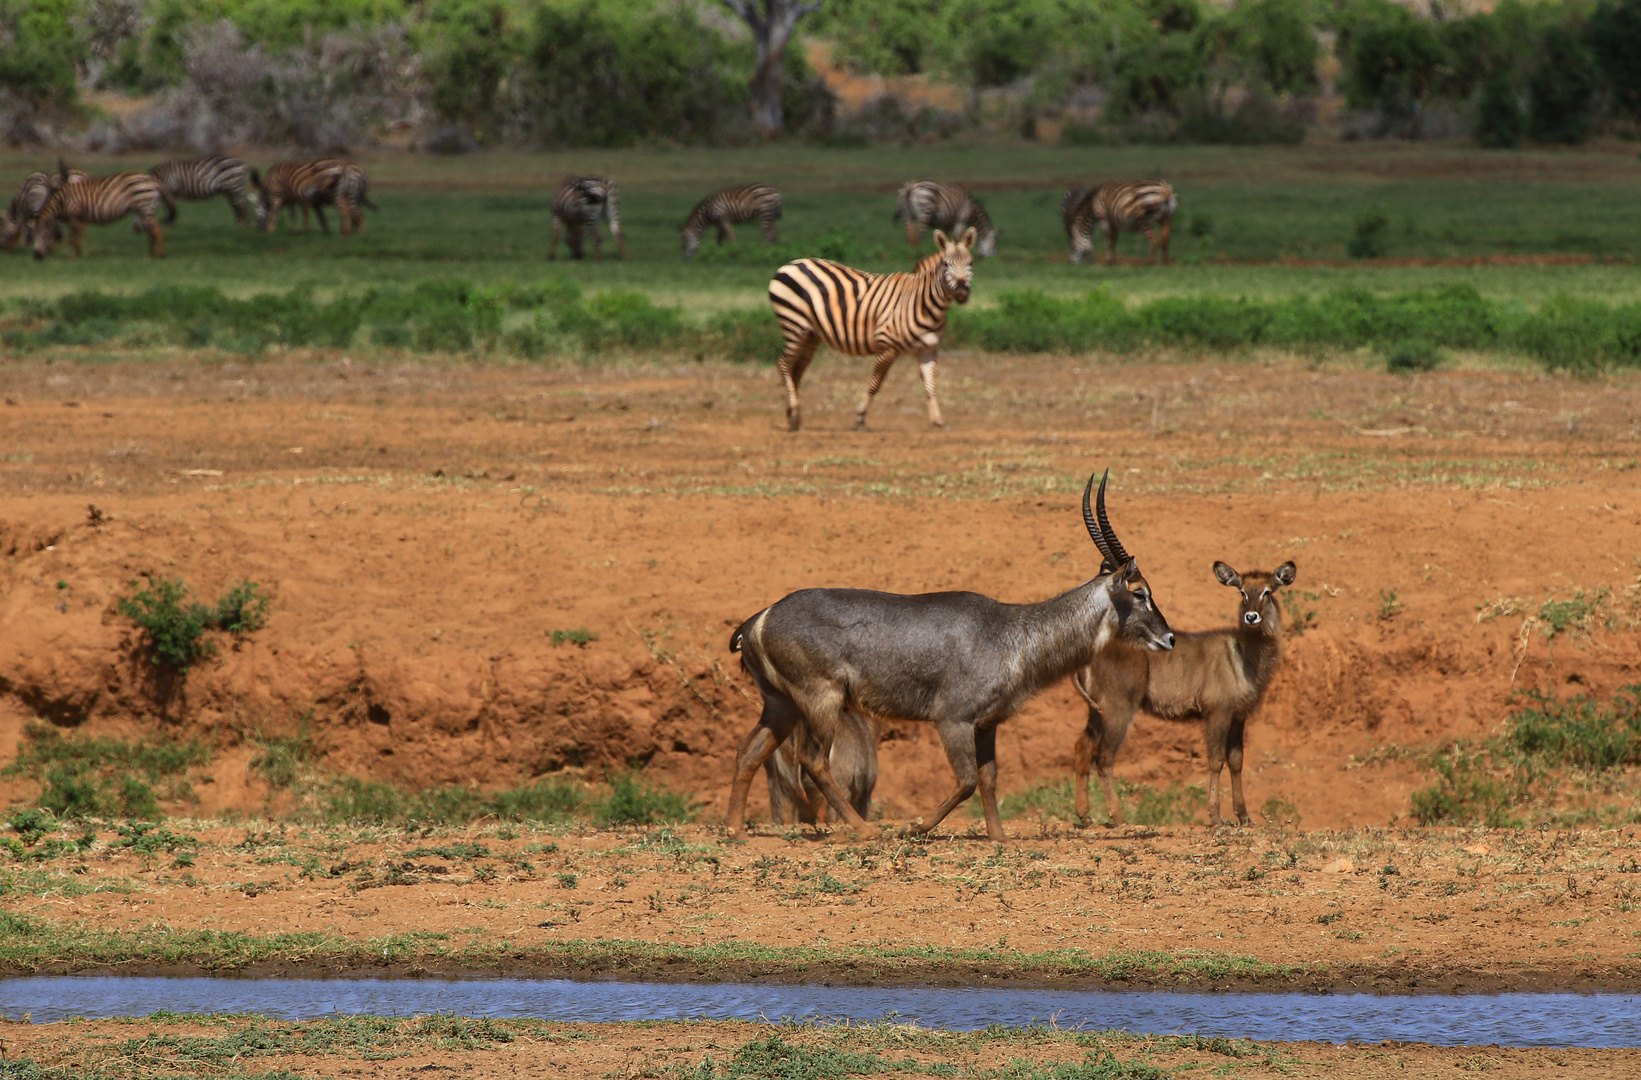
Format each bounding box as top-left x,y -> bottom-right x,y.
855,346 -> 902,430
797,743 -> 870,833
725,699 -> 801,839
1204,708 -> 1232,827
975,723 -> 1004,842
1227,714 -> 1251,826
917,351 -> 944,428
910,719 -> 983,837
1072,726 -> 1096,824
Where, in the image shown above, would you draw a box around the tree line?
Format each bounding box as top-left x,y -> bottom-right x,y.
2,0 -> 1639,149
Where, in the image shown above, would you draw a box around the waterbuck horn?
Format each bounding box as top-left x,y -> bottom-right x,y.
1095,470 -> 1135,572
1082,471 -> 1119,574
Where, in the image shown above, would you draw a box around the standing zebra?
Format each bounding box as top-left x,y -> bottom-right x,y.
549,175 -> 623,261
1083,180 -> 1177,265
1061,187 -> 1095,264
682,183 -> 782,259
251,159 -> 351,234
148,155 -> 254,225
768,226 -> 977,432
2,165 -> 88,249
894,180 -> 997,258
33,172 -> 172,259
329,161 -> 377,234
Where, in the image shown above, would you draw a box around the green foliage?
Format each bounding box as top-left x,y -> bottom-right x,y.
421,0 -> 518,135
1347,213 -> 1389,259
519,0 -> 751,147
0,0 -> 79,115
249,721 -> 317,791
1384,339 -> 1439,373
1338,0 -> 1447,116
117,576 -> 270,673
1411,686 -> 1641,825
1527,26 -> 1598,144
1,721 -> 209,820
321,773 -> 594,826
1219,0 -> 1320,95
1587,0 -> 1641,124
595,770 -> 695,826
1475,72 -> 1525,149
548,628 -> 599,647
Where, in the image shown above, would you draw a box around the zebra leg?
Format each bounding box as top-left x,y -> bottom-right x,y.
778,333 -> 819,432
855,346 -> 903,431
336,195 -> 355,236
613,224 -> 626,260
69,220 -> 85,257
548,217 -> 562,260
147,218 -> 165,259
905,220 -> 922,251
588,222 -> 601,261
917,350 -> 945,428
313,204 -> 331,235
720,221 -> 735,246
1157,217 -> 1173,264
761,216 -> 779,244
1103,221 -> 1118,265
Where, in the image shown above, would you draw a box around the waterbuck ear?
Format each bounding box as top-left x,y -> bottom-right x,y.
1104,558 -> 1139,593
1213,562 -> 1242,589
1274,561 -> 1297,587
933,229 -> 952,254
960,226 -> 977,249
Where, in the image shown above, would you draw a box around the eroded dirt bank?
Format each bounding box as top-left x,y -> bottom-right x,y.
2,355 -> 1638,827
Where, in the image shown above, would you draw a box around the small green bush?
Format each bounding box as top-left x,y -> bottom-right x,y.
117,577 -> 271,673
706,309 -> 782,364
1385,339 -> 1440,372
1347,214 -> 1390,258
1505,686 -> 1641,771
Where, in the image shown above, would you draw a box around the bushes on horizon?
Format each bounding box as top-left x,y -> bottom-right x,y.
1527,25 -> 1598,144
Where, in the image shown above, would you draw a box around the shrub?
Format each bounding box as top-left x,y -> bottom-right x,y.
1347,214 -> 1389,258
1505,686 -> 1641,771
1528,25 -> 1598,144
706,309 -> 782,364
1475,72 -> 1525,148
1384,339 -> 1440,372
1588,0 -> 1641,125
117,576 -> 271,673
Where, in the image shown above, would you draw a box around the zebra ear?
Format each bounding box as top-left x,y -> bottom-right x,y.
960,227 -> 977,249
933,229 -> 952,254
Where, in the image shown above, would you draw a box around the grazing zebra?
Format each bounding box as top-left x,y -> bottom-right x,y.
893,180 -> 997,258
329,161 -> 377,234
682,183 -> 782,259
250,159 -> 350,234
2,165 -> 88,249
1061,187 -> 1096,264
33,172 -> 172,259
1086,180 -> 1177,265
768,226 -> 977,432
148,155 -> 254,225
549,175 -> 624,260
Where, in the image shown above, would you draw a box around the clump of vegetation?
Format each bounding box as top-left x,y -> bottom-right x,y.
548,628 -> 599,648
1,809 -> 95,863
1,721 -> 210,820
117,576 -> 270,673
1410,685 -> 1641,826
314,768 -> 689,828
1384,339 -> 1440,373
248,719 -> 319,791
1347,214 -> 1390,259
595,770 -> 696,826
981,777 -> 1204,826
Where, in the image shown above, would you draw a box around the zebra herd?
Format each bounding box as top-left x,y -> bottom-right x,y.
0,155 -> 377,259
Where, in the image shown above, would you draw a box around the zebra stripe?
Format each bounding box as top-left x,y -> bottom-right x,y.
682,184 -> 782,259
2,167 -> 88,249
767,227 -> 977,431
1087,180 -> 1177,264
549,175 -> 624,261
148,155 -> 253,224
894,180 -> 997,258
33,172 -> 170,259
252,159 -> 354,234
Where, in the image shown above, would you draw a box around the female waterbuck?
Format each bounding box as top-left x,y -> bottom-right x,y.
725,472 -> 1175,841
1071,560 -> 1297,827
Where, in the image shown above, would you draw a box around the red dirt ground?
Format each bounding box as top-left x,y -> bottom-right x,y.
1,352 -> 1639,829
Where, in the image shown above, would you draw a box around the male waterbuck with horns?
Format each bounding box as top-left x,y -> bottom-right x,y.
1071,560 -> 1297,827
725,472 -> 1175,841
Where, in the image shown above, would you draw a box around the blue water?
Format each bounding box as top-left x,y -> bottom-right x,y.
1,976 -> 1636,1047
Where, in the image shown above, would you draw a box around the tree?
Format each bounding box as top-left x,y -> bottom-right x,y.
1527,25 -> 1596,144
721,0 -> 821,137
1587,0 -> 1641,125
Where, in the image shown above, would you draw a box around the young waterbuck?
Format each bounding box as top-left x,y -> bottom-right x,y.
725,472 -> 1176,841
1071,560 -> 1297,827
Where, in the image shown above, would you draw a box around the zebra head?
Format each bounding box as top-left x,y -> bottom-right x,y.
933,228 -> 976,304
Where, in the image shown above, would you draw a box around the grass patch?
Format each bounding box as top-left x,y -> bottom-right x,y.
311,769 -> 688,828
1410,685 -> 1641,826
1,721 -> 210,820
977,779 -> 1205,826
